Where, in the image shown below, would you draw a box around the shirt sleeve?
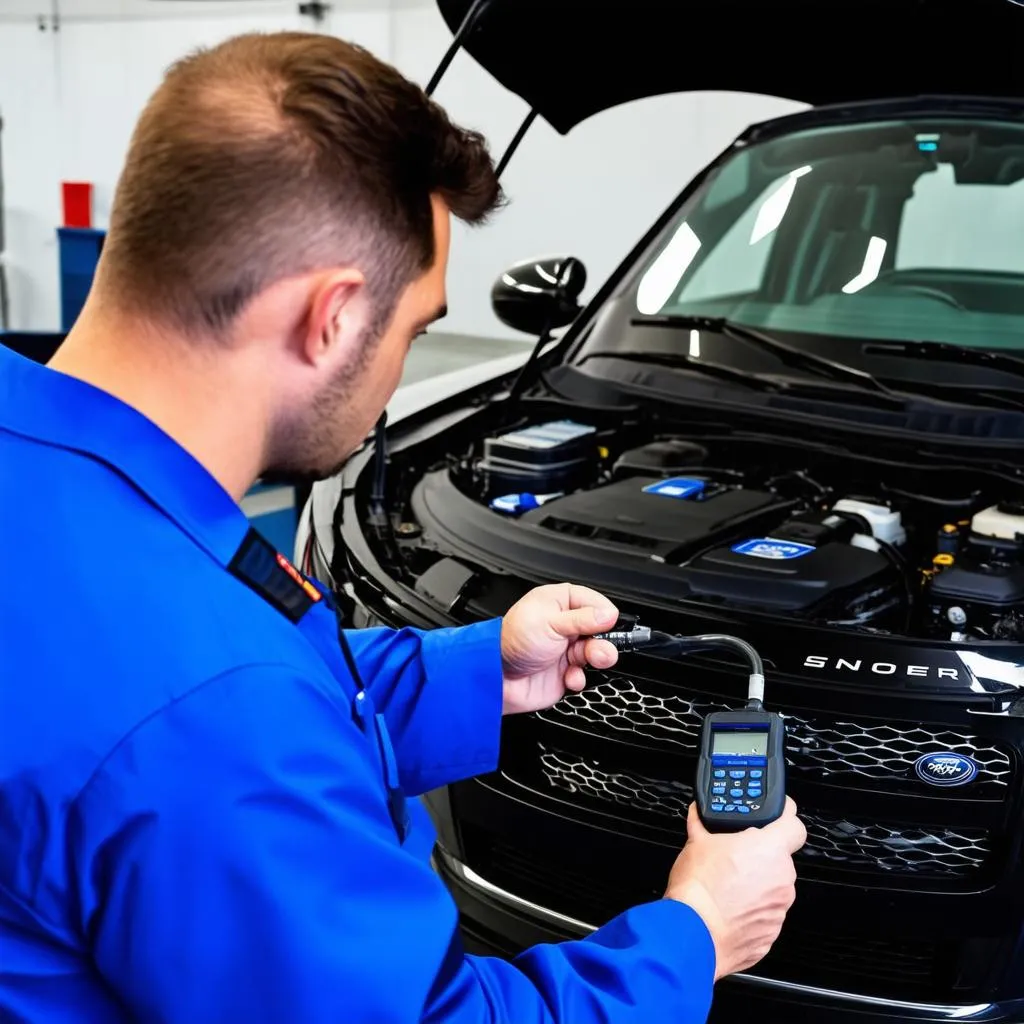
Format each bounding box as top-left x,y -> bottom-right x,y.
343,619 -> 504,794
70,663 -> 715,1024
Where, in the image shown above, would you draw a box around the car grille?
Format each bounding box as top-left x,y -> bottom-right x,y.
537,674 -> 1012,796
801,813 -> 990,876
753,926 -> 941,997
459,824 -> 955,1001
540,746 -> 694,819
538,745 -> 993,878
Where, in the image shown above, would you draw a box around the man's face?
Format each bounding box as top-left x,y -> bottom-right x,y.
266,196 -> 450,484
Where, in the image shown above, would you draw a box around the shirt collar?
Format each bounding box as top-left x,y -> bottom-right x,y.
0,343 -> 250,566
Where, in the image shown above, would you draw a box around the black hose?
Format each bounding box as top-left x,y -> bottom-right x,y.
649,631 -> 764,680
596,627 -> 766,705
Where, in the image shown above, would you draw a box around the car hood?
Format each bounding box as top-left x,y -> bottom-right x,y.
437,0 -> 1024,133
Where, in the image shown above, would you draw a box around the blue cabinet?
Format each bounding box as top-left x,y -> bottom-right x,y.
57,227 -> 105,330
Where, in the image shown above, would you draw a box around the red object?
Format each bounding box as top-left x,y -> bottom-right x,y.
62,181 -> 93,229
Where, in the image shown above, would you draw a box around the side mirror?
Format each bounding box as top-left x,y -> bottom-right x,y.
491,255 -> 587,336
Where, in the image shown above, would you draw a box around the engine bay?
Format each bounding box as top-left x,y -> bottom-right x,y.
389,414 -> 1024,643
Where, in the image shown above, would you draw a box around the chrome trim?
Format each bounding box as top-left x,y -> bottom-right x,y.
437,849 -> 996,1021
437,849 -> 595,935
727,975 -> 993,1020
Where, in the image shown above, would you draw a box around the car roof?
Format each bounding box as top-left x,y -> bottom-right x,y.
437,0 -> 1024,134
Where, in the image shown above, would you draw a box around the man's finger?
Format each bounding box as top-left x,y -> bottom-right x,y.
567,639 -> 589,667
566,638 -> 617,669
564,665 -> 587,691
585,638 -> 618,669
765,797 -> 807,854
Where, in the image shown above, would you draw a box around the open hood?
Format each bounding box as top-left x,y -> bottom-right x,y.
437,0 -> 1024,134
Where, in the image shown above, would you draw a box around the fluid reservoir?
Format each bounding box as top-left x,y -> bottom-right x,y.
832,498 -> 906,546
971,502 -> 1024,541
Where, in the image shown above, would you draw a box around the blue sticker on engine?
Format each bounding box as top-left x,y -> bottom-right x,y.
732,538 -> 815,560
643,477 -> 705,500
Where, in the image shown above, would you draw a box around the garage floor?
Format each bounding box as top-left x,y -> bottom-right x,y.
399,332 -> 532,388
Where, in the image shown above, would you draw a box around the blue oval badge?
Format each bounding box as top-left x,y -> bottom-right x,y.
914,752 -> 979,787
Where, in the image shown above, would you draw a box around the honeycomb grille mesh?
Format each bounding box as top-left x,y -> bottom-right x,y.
539,746 -> 694,818
801,814 -> 989,875
538,746 -> 992,878
538,676 -> 1011,793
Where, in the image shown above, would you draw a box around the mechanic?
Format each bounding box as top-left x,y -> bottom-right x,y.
0,32 -> 805,1024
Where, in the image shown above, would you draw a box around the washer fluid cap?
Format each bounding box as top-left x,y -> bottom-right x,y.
832,498 -> 906,546
997,499 -> 1024,516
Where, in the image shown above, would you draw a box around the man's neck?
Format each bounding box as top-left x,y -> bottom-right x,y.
48,303 -> 269,502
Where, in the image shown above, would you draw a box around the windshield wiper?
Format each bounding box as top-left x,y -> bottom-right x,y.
632,314 -> 899,397
577,350 -> 777,390
577,349 -> 910,409
864,340 -> 1024,380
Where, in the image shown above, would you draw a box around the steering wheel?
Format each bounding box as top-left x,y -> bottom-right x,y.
869,281 -> 967,311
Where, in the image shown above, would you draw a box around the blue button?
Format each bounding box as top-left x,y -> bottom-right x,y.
724,804 -> 736,812
711,803 -> 725,812
730,788 -> 744,798
729,770 -> 746,780
750,770 -> 763,779
713,770 -> 726,779
712,784 -> 726,795
737,805 -> 751,814
748,788 -> 762,798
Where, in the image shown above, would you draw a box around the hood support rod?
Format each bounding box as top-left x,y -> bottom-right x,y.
371,0 -> 535,533
424,0 -> 494,97
495,108 -> 537,177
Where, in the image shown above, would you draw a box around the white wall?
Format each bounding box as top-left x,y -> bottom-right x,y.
0,0 -> 803,336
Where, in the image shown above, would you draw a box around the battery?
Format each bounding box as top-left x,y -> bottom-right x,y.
480,420 -> 596,496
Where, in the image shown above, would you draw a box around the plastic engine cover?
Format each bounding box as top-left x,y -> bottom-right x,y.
521,476 -> 789,562
677,533 -> 900,618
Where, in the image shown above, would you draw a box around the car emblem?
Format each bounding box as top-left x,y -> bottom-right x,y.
914,752 -> 979,787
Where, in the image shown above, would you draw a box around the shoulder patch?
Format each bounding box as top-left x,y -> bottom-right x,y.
228,527 -> 322,623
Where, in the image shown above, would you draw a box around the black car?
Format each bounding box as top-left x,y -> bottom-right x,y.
300,2 -> 1024,1020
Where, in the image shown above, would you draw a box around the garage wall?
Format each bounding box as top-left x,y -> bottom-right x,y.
0,0 -> 804,337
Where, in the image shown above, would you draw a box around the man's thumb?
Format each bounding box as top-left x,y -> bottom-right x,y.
548,605 -> 612,639
686,801 -> 709,841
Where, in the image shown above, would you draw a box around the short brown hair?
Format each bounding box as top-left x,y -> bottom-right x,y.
101,32 -> 503,336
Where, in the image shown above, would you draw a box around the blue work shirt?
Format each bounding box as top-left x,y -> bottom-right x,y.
0,343 -> 714,1023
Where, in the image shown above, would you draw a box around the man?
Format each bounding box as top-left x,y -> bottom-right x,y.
0,32 -> 805,1023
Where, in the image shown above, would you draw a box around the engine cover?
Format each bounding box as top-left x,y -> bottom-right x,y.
520,476 -> 790,562
677,534 -> 901,619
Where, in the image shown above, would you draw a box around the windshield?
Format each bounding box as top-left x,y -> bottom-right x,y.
624,118 -> 1024,351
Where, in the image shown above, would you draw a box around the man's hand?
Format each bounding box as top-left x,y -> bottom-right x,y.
666,798 -> 807,980
500,584 -> 620,715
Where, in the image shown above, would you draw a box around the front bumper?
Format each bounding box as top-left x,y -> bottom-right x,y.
435,848 -> 1019,1024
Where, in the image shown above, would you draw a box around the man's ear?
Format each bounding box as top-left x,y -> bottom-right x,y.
303,268 -> 369,368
